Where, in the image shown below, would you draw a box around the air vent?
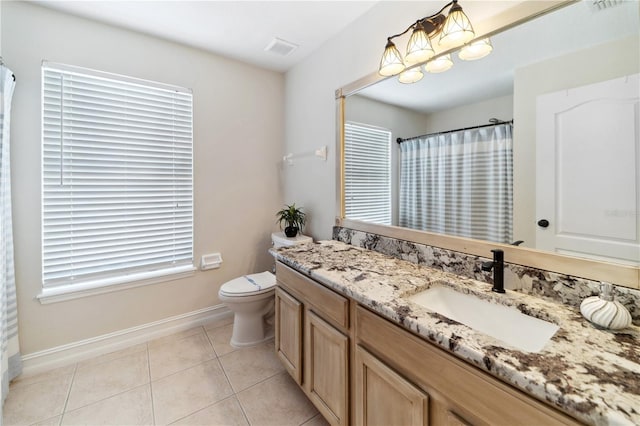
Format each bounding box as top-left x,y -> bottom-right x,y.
587,0 -> 624,11
264,38 -> 298,56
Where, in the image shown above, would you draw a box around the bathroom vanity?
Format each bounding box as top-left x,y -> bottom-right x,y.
272,241 -> 640,426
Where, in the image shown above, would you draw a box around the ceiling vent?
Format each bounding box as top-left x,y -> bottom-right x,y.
587,0 -> 624,12
264,38 -> 299,56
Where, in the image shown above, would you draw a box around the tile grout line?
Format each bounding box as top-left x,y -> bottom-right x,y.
146,342 -> 156,426
166,395 -> 240,426
203,326 -> 254,425
58,362 -> 78,425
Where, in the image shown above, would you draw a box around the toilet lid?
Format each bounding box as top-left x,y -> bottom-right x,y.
219,271 -> 276,296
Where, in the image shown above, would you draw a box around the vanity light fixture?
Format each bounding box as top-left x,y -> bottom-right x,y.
438,0 -> 476,49
378,0 -> 491,83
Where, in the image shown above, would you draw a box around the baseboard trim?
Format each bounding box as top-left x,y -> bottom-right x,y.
21,304 -> 232,376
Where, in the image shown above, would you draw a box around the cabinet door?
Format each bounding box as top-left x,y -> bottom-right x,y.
275,287 -> 303,384
305,310 -> 349,426
355,345 -> 428,426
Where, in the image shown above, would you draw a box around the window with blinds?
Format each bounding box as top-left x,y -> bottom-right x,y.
41,62 -> 193,295
344,122 -> 392,225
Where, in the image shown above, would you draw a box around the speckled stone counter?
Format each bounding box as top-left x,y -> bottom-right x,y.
271,240 -> 640,426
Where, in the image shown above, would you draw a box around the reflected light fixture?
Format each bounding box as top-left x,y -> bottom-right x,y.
424,54 -> 453,73
399,67 -> 424,84
458,37 -> 493,61
378,0 -> 491,83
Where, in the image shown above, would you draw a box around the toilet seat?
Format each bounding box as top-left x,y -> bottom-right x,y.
219,271 -> 276,297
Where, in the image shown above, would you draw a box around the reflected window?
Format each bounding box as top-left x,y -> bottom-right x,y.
344,122 -> 391,225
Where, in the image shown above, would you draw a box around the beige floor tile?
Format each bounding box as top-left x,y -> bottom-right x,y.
77,343 -> 147,368
237,373 -> 318,426
148,331 -> 215,380
300,413 -> 330,426
10,364 -> 76,389
219,341 -> 283,393
152,358 -> 233,425
171,396 -> 248,426
66,350 -> 149,411
61,385 -> 153,426
3,374 -> 72,426
148,327 -> 206,349
32,415 -> 63,426
205,323 -> 237,357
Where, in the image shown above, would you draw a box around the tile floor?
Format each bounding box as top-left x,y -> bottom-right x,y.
3,316 -> 329,426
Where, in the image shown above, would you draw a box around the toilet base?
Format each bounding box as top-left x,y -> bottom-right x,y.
230,325 -> 274,348
229,314 -> 274,348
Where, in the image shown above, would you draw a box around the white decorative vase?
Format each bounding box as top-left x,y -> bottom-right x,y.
580,282 -> 632,330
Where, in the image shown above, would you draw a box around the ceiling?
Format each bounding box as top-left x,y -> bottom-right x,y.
30,0 -> 380,72
28,1 -> 535,74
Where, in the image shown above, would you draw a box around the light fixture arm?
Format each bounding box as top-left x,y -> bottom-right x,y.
386,0 -> 455,42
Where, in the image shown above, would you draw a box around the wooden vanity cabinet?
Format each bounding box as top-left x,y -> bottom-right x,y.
275,262 -> 580,426
275,263 -> 350,426
355,305 -> 580,426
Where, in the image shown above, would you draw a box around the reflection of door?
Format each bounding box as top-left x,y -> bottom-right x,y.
536,74 -> 639,265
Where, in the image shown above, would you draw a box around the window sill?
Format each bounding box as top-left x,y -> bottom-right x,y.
36,265 -> 197,304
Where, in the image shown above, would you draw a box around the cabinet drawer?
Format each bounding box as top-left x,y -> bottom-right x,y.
276,262 -> 349,329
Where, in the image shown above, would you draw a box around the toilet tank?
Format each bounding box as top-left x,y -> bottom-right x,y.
271,232 -> 313,248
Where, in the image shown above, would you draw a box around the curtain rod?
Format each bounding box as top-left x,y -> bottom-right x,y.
396,119 -> 513,144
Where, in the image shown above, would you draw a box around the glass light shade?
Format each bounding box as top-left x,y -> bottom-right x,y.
458,38 -> 493,61
439,3 -> 475,49
424,54 -> 453,73
404,25 -> 435,65
379,40 -> 406,76
398,67 -> 424,84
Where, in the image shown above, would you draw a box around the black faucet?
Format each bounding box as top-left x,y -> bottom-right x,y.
481,249 -> 505,293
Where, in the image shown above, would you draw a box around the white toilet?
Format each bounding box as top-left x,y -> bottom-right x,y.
218,232 -> 312,347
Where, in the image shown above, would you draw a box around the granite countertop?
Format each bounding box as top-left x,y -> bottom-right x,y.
271,240 -> 640,426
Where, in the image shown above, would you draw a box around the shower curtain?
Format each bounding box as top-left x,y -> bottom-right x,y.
0,63 -> 21,410
399,123 -> 513,243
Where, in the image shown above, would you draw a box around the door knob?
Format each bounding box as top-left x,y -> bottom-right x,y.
537,219 -> 550,228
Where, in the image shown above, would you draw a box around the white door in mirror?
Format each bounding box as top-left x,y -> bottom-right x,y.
536,74 -> 640,265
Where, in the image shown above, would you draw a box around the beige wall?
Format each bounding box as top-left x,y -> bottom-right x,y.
513,35 -> 640,247
424,94 -> 514,134
3,2 -> 284,354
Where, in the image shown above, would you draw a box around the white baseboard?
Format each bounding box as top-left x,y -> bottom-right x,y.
21,304 -> 232,377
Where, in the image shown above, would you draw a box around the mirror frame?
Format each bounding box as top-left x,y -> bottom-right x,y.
334,0 -> 640,289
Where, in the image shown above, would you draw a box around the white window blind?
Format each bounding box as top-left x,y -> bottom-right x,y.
42,62 -> 193,290
344,122 -> 392,225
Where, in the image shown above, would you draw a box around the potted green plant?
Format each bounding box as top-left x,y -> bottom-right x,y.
276,203 -> 306,238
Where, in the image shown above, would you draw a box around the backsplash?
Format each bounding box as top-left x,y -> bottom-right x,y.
333,226 -> 640,324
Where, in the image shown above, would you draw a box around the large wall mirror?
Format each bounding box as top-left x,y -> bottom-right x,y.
337,0 -> 640,289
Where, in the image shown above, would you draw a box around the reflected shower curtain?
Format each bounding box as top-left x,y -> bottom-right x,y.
399,123 -> 513,243
0,64 -> 21,409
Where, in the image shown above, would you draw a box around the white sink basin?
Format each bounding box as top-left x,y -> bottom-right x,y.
407,285 -> 559,353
